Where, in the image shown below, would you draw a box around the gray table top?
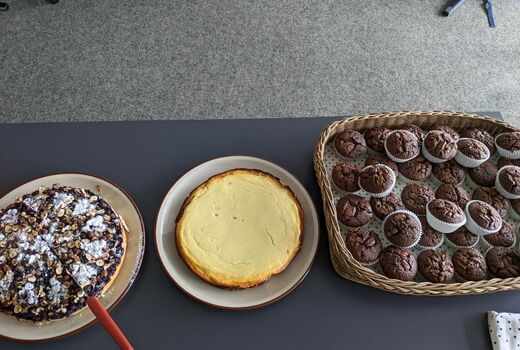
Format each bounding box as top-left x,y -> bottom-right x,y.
0,114 -> 515,350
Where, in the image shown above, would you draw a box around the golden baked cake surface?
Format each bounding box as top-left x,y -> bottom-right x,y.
0,185 -> 125,322
176,169 -> 304,289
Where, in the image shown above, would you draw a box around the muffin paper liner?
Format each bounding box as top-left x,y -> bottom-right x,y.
421,142 -> 449,164
495,133 -> 520,159
425,200 -> 466,233
382,209 -> 422,249
384,130 -> 419,163
430,172 -> 465,187
358,164 -> 396,198
445,234 -> 479,249
464,200 -> 502,236
416,233 -> 445,250
508,205 -> 520,222
359,258 -> 379,267
495,165 -> 520,200
454,138 -> 490,168
481,233 -> 516,250
330,174 -> 361,195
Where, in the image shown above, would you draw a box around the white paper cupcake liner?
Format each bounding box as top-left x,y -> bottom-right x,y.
508,205 -> 520,222
481,233 -> 516,250
454,138 -> 490,168
358,164 -> 396,198
464,200 -> 502,236
416,233 -> 445,250
382,209 -> 422,249
384,130 -> 419,163
445,234 -> 479,249
495,133 -> 520,159
421,141 -> 448,164
495,165 -> 520,200
425,200 -> 466,233
359,258 -> 380,267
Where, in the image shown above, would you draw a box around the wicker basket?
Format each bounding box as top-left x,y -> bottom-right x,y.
313,111 -> 520,296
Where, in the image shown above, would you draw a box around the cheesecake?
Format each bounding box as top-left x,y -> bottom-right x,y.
176,169 -> 304,289
0,185 -> 126,322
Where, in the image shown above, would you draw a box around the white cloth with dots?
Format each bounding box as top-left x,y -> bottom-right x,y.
488,311 -> 520,349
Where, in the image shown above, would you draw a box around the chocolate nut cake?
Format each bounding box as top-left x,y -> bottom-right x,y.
418,250 -> 454,283
431,124 -> 459,140
332,162 -> 361,193
397,155 -> 432,182
452,248 -> 487,281
432,160 -> 465,185
334,130 -> 367,158
0,185 -> 126,322
485,247 -> 520,278
472,186 -> 509,218
401,183 -> 434,215
459,128 -> 496,155
379,246 -> 417,281
496,132 -> 520,152
423,130 -> 458,161
363,127 -> 390,153
369,193 -> 405,221
385,130 -> 420,161
364,154 -> 399,175
435,184 -> 470,209
468,161 -> 498,187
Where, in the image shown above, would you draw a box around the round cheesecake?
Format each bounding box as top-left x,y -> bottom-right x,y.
0,185 -> 126,322
176,169 -> 304,289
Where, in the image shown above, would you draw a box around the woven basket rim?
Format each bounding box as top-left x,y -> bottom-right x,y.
313,110 -> 520,296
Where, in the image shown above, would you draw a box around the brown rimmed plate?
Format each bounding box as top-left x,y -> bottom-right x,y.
155,156 -> 319,309
0,173 -> 145,342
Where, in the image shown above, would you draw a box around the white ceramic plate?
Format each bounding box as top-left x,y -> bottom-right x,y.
0,173 -> 145,342
155,156 -> 319,309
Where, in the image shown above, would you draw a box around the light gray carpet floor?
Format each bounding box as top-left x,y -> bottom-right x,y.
0,0 -> 519,124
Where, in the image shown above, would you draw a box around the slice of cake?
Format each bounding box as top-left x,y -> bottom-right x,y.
176,169 -> 304,289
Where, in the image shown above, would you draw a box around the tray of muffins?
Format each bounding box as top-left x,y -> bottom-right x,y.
313,111 -> 520,296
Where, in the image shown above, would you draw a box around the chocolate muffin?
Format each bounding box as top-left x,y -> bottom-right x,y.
359,164 -> 395,196
432,160 -> 465,185
472,187 -> 509,218
483,222 -> 515,248
383,211 -> 422,247
418,250 -> 454,283
452,248 -> 487,281
400,124 -> 425,145
336,195 -> 373,227
365,153 -> 399,175
431,124 -> 459,140
496,132 -> 520,153
334,130 -> 367,158
397,155 -> 432,182
446,227 -> 479,248
345,229 -> 382,265
435,184 -> 470,209
466,200 -> 502,233
369,193 -> 405,220
427,199 -> 465,224
486,247 -> 520,278
343,225 -> 369,237
385,130 -> 420,161
364,127 -> 390,153
379,246 -> 417,281
467,161 -> 497,187
456,138 -> 489,160
332,162 -> 361,193
510,198 -> 520,219
418,217 -> 444,248
423,130 -> 457,161
401,183 -> 435,215
496,165 -> 520,198
459,128 -> 496,155
498,157 -> 520,169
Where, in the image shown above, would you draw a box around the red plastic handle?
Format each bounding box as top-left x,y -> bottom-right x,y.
87,297 -> 134,350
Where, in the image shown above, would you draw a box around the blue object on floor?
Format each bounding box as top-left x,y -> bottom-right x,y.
484,0 -> 496,28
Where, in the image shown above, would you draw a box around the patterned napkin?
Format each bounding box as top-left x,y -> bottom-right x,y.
488,311 -> 520,349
